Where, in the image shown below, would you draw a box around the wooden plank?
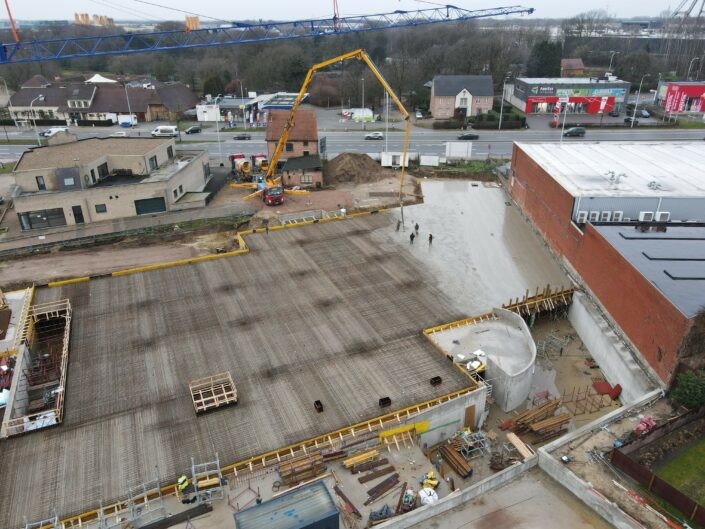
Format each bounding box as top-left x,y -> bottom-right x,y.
364,474 -> 400,506
334,485 -> 362,519
351,458 -> 389,474
343,449 -> 379,468
395,481 -> 408,515
358,466 -> 396,484
506,432 -> 534,461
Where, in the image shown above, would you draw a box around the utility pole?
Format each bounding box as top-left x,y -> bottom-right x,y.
632,74 -> 650,129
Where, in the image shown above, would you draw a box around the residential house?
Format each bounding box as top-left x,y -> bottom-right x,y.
11,137 -> 212,229
20,74 -> 52,89
265,108 -> 319,161
9,84 -> 96,124
429,75 -> 494,118
560,58 -> 585,77
282,154 -> 323,188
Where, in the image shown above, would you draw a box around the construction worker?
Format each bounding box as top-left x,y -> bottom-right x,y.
414,222 -> 419,234
428,233 -> 433,245
410,232 -> 415,244
177,475 -> 197,504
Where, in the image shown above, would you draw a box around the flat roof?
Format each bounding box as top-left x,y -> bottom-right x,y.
593,224 -> 705,318
15,138 -> 170,172
1,216 -> 470,527
517,77 -> 629,85
515,142 -> 705,198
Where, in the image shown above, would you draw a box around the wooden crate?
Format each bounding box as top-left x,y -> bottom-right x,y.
189,372 -> 238,414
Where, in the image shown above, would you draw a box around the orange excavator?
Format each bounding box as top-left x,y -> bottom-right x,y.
231,48 -> 410,206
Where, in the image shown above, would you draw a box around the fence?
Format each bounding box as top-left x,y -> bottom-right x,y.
610,406 -> 705,525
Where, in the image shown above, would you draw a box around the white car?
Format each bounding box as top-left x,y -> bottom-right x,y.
364,131 -> 384,140
415,111 -> 423,119
39,126 -> 69,138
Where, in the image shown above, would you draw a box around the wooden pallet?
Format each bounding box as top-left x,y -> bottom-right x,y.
439,445 -> 473,478
189,372 -> 238,414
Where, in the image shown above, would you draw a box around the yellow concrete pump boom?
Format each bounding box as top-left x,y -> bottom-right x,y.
267,48 -> 411,198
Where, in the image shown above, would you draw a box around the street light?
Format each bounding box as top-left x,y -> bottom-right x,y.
608,51 -> 620,72
30,94 -> 45,146
632,74 -> 650,129
123,83 -> 133,128
361,77 -> 365,109
687,57 -> 700,80
498,76 -> 511,131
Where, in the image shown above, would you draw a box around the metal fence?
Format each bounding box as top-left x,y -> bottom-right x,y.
610,406 -> 705,525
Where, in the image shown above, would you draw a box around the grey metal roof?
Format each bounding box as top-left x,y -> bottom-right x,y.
593,224 -> 705,318
283,154 -> 322,171
432,75 -> 494,97
234,481 -> 337,529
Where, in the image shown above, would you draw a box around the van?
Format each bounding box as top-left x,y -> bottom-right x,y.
40,126 -> 69,138
151,126 -> 178,137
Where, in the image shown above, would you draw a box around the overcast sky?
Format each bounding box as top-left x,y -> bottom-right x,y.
6,1 -> 671,22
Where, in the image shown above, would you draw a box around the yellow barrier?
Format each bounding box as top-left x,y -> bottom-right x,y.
379,420 -> 429,441
47,276 -> 90,287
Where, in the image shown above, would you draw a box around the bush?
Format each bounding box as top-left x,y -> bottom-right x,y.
432,120 -> 462,130
670,370 -> 705,409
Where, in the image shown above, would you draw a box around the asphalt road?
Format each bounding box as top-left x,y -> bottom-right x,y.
2,123 -> 703,162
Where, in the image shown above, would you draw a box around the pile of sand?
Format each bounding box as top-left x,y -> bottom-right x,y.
324,153 -> 398,184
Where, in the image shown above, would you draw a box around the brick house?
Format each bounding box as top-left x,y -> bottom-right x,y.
429,75 -> 494,118
281,154 -> 323,188
560,58 -> 585,77
266,108 -> 318,161
509,141 -> 705,385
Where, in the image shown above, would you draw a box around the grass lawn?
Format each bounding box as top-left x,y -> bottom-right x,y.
656,435 -> 705,505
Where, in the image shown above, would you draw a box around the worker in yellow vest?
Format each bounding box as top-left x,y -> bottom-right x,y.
177,475 -> 197,504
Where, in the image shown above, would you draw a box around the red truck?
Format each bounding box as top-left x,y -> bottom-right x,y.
263,185 -> 284,206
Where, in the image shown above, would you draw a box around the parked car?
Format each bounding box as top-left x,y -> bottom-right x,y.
563,126 -> 586,137
233,133 -> 251,140
109,131 -> 127,137
457,132 -> 479,140
365,131 -> 384,140
624,117 -> 639,125
151,126 -> 178,137
39,126 -> 69,138
639,109 -> 651,118
415,111 -> 423,119
184,125 -> 202,134
608,110 -> 620,117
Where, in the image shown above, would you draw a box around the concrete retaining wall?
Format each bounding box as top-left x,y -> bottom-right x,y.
375,455 -> 538,528
415,387 -> 487,448
568,292 -> 656,403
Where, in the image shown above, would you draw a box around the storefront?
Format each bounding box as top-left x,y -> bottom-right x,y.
508,77 -> 631,115
656,81 -> 705,112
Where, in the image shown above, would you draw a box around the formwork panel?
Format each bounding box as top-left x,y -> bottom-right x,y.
0,215 -> 471,528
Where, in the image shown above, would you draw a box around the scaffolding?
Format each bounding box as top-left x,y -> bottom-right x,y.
191,453 -> 227,504
98,477 -> 166,529
456,430 -> 490,460
23,510 -> 59,529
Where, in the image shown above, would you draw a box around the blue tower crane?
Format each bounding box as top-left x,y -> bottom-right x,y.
0,5 -> 534,64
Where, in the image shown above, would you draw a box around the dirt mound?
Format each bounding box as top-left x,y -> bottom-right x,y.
324,153 -> 397,184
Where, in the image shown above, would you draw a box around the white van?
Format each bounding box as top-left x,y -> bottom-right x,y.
40,126 -> 69,138
151,126 -> 178,137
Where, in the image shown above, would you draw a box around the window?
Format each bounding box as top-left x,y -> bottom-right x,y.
303,151 -> 310,156
63,177 -> 75,186
97,162 -> 109,178
173,189 -> 178,199
95,204 -> 107,213
90,169 -> 96,184
303,141 -> 309,147
301,173 -> 313,184
17,208 -> 67,230
149,155 -> 158,171
36,175 -> 46,191
285,142 -> 293,152
167,146 -> 174,159
178,185 -> 183,194
459,97 -> 468,107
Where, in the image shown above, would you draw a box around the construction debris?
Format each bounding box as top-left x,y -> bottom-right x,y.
324,153 -> 398,185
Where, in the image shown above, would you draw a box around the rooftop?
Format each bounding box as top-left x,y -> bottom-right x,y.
266,108 -> 318,142
1,216 -> 471,527
593,224 -> 705,318
515,142 -> 705,198
283,154 -> 322,171
432,75 -> 494,97
560,58 -> 585,70
517,77 -> 630,85
14,138 -> 171,172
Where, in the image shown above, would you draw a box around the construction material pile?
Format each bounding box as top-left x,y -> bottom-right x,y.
324,153 -> 398,184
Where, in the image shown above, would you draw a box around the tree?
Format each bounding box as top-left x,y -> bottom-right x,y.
527,41 -> 562,77
203,75 -> 225,97
670,370 -> 705,409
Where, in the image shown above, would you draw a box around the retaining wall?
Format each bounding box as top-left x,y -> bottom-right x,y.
415,386 -> 487,447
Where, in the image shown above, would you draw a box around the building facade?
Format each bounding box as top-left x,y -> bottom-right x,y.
281,155 -> 323,188
266,109 -> 319,161
11,138 -> 211,229
430,75 -> 494,118
508,142 -> 705,384
560,58 -> 586,77
507,77 -> 630,114
654,81 -> 705,113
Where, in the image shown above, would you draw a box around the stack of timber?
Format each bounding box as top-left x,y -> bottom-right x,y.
512,399 -> 562,431
358,466 -> 396,484
351,458 -> 390,474
189,372 -> 238,414
278,451 -> 324,486
364,473 -> 400,506
344,449 -> 379,469
529,413 -> 571,434
439,444 -> 473,478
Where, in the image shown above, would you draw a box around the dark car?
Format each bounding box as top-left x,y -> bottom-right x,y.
608,110 -> 620,117
184,125 -> 201,134
233,133 -> 252,140
563,126 -> 586,137
624,117 -> 639,125
457,132 -> 479,140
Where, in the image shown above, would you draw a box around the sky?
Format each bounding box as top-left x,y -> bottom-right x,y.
4,1 -> 673,22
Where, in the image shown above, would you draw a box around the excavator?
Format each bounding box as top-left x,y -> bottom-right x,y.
231,48 -> 410,206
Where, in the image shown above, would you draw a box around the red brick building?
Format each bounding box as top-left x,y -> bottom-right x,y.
266,108 -> 319,161
509,142 -> 705,384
